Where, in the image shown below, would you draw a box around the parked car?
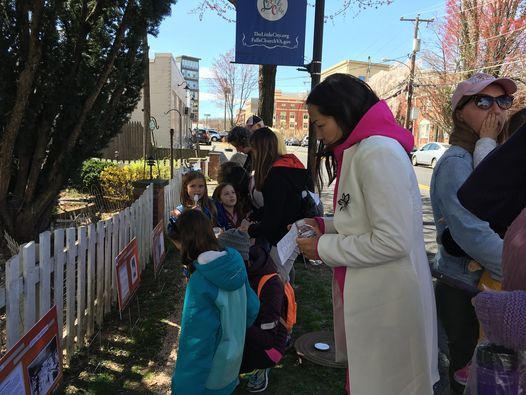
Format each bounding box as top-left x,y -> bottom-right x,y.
208,129 -> 223,142
192,128 -> 212,145
301,136 -> 309,147
285,137 -> 301,146
411,142 -> 450,168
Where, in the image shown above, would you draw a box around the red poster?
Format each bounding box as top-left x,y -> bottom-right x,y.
152,220 -> 166,277
0,306 -> 62,395
115,238 -> 141,311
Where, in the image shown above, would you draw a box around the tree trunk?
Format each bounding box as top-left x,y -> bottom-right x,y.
258,64 -> 276,127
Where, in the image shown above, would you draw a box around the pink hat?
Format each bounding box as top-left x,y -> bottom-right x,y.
452,73 -> 517,110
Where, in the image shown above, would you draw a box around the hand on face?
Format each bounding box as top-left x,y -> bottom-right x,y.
479,113 -> 503,140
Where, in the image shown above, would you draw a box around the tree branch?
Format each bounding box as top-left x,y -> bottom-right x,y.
0,0 -> 44,201
45,0 -> 135,190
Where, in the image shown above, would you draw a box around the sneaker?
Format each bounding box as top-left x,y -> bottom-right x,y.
453,363 -> 470,386
246,368 -> 270,392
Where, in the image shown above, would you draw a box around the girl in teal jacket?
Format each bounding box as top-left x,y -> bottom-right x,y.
168,209 -> 259,394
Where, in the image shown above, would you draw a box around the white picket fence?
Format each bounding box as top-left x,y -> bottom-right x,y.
0,184 -> 154,363
164,167 -> 183,226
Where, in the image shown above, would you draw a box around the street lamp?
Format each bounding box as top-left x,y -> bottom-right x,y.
223,85 -> 231,132
165,108 -> 183,179
382,57 -> 416,131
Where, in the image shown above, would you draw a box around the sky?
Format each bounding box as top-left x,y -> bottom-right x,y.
148,0 -> 447,119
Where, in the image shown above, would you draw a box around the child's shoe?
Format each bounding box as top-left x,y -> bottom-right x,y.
246,368 -> 270,392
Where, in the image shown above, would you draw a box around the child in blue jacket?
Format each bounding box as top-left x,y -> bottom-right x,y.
168,209 -> 259,395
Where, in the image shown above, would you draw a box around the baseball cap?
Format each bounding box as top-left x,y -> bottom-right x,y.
452,73 -> 517,111
246,115 -> 263,127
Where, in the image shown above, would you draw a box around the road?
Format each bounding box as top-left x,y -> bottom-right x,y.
285,145 -> 434,194
212,143 -> 434,194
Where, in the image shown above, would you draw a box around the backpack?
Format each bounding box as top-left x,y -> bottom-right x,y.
257,273 -> 297,332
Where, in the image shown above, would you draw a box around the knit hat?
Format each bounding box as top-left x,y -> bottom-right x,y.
451,73 -> 517,111
218,229 -> 250,261
246,115 -> 263,128
474,290 -> 526,351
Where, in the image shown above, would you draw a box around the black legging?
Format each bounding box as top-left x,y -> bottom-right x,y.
435,281 -> 479,385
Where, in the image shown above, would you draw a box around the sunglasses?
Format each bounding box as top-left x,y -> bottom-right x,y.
470,94 -> 514,110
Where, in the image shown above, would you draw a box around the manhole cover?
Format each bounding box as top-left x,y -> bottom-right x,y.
294,331 -> 347,368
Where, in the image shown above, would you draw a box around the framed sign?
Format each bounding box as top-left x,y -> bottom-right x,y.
235,0 -> 307,66
0,306 -> 62,395
115,238 -> 141,311
152,220 -> 166,277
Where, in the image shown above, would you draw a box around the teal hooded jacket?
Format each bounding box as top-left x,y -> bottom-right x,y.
172,248 -> 260,394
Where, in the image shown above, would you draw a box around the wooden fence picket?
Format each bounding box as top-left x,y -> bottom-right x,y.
54,228 -> 66,349
21,242 -> 37,333
77,227 -> 87,346
111,215 -> 119,304
65,228 -> 77,363
6,255 -> 21,347
39,232 -> 52,318
87,224 -> 96,337
96,222 -> 105,326
104,219 -> 113,314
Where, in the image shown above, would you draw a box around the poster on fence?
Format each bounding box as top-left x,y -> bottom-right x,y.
0,306 -> 62,395
115,238 -> 141,311
152,220 -> 166,277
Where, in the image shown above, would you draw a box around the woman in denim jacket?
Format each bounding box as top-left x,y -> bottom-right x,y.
430,73 -> 516,392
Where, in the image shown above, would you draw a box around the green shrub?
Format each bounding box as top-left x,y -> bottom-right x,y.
69,159 -> 114,191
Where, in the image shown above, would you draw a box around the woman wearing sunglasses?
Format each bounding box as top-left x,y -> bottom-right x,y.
429,72 -> 517,394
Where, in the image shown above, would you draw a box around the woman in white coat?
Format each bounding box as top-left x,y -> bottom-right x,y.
297,74 -> 438,395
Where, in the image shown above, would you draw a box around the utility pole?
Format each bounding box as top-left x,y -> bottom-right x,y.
308,0 -> 325,175
400,14 -> 433,131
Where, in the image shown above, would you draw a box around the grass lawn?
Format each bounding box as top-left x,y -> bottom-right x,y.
60,248 -> 345,394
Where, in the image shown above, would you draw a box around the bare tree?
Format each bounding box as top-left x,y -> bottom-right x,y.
419,0 -> 526,132
209,49 -> 258,128
193,0 -> 392,126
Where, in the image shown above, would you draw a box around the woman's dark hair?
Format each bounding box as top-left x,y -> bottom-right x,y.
306,73 -> 380,191
168,209 -> 221,270
249,127 -> 280,190
227,126 -> 251,148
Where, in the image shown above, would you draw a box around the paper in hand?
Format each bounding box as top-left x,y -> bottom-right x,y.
276,223 -> 299,266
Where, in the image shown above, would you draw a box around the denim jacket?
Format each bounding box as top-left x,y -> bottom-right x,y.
430,145 -> 502,289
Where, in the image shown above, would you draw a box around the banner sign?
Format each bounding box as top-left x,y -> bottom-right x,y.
115,238 -> 141,311
152,220 -> 166,277
236,0 -> 307,66
0,306 -> 62,395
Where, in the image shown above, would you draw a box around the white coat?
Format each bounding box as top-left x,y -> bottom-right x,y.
318,136 -> 438,395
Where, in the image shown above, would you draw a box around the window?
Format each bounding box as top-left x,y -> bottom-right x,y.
281,103 -> 286,108
290,122 -> 295,128
303,114 -> 309,120
303,123 -> 309,129
280,113 -> 286,120
419,120 -> 430,139
290,113 -> 295,119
